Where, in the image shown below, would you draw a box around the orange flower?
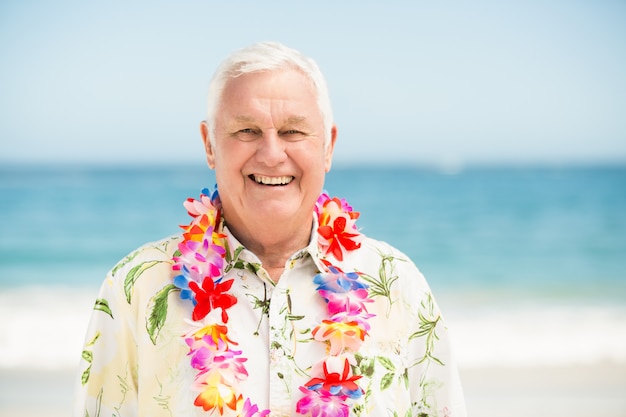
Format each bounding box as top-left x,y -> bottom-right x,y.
312,320 -> 366,355
190,323 -> 236,348
194,372 -> 238,413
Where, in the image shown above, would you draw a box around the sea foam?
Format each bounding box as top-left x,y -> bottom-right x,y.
1,286 -> 625,371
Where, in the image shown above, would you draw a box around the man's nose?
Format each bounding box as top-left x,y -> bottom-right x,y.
256,131 -> 288,166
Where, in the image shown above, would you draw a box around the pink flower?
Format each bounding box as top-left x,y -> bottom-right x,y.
315,193 -> 355,219
320,288 -> 373,316
175,236 -> 225,279
236,396 -> 270,417
184,192 -> 219,218
296,387 -> 350,417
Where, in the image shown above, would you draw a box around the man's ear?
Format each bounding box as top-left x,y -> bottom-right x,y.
200,121 -> 215,169
324,125 -> 338,172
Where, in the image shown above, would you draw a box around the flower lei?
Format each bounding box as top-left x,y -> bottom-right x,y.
172,187 -> 373,416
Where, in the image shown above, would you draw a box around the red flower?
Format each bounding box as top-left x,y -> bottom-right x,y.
305,358 -> 362,396
189,278 -> 237,322
318,215 -> 362,262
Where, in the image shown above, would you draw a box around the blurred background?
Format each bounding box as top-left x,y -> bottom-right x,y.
1,1 -> 625,416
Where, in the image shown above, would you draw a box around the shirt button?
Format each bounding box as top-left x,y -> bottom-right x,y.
270,346 -> 284,363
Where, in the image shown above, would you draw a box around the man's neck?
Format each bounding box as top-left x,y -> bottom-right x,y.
226,217 -> 312,282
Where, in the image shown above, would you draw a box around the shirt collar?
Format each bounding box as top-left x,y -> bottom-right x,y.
221,212 -> 327,274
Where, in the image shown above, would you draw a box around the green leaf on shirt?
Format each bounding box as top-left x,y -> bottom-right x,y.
81,364 -> 92,386
355,354 -> 375,377
81,350 -> 93,363
409,293 -> 445,367
111,249 -> 143,277
380,372 -> 394,390
124,260 -> 164,303
377,356 -> 396,371
93,298 -> 113,319
146,284 -> 178,345
79,331 -> 101,385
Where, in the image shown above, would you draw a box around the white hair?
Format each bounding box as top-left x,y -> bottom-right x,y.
205,42 -> 334,148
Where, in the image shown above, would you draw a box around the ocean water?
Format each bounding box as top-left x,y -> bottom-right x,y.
1,164 -> 625,370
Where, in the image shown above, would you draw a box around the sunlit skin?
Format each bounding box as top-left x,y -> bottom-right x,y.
201,69 -> 337,282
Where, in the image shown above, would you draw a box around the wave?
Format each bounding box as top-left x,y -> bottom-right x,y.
1,286 -> 625,371
444,297 -> 626,368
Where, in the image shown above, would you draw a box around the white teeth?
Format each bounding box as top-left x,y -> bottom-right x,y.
252,175 -> 294,185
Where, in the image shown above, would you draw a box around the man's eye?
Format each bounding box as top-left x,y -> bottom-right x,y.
283,130 -> 303,135
233,128 -> 260,141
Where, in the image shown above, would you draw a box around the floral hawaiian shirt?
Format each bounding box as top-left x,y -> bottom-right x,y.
74,222 -> 466,417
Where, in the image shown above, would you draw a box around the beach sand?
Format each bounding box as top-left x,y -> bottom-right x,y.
461,362 -> 626,417
1,363 -> 625,417
0,368 -> 75,417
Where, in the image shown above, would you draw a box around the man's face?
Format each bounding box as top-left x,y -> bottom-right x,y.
202,69 -> 336,233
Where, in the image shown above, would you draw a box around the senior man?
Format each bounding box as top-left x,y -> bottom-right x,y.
75,41 -> 466,417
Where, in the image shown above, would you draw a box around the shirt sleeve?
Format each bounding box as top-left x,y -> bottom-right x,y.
407,286 -> 467,417
73,265 -> 140,417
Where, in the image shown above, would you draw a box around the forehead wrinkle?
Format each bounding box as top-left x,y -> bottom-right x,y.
284,115 -> 307,124
234,115 -> 256,123
232,114 -> 310,126
223,115 -> 257,130
224,111 -> 313,133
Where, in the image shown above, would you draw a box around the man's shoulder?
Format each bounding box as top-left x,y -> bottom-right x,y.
108,235 -> 181,280
333,235 -> 434,302
344,235 -> 422,276
359,235 -> 395,250
358,236 -> 410,261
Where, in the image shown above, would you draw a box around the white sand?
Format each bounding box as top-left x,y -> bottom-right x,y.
0,368 -> 75,417
1,362 -> 625,417
461,362 -> 626,417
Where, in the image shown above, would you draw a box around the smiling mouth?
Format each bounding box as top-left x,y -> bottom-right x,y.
250,174 -> 295,186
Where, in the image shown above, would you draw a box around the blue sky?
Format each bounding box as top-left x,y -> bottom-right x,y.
1,1 -> 625,167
